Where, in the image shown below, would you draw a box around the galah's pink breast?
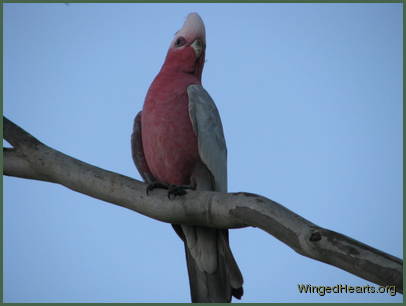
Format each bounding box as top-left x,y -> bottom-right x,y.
141,72 -> 200,185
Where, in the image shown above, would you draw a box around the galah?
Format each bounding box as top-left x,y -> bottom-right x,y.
131,13 -> 243,302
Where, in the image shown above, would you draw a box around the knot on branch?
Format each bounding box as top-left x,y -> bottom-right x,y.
309,231 -> 322,242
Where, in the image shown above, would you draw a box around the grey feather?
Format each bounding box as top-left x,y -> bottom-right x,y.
185,85 -> 243,302
131,111 -> 155,183
187,84 -> 227,193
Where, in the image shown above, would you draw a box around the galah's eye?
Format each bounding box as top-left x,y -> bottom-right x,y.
175,37 -> 186,48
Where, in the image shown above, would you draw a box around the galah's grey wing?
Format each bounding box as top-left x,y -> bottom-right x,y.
187,84 -> 227,193
131,111 -> 155,184
173,84 -> 244,302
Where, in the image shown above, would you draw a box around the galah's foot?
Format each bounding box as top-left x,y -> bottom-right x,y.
146,182 -> 169,196
167,185 -> 193,200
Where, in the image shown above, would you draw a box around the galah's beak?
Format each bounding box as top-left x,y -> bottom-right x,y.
190,39 -> 203,58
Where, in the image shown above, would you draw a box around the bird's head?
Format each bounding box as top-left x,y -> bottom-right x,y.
161,13 -> 206,80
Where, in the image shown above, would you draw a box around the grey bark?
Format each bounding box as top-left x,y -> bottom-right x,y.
3,116 -> 403,294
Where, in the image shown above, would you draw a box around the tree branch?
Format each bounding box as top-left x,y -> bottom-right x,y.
3,116 -> 403,294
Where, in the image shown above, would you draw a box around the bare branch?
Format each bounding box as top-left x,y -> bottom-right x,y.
4,148 -> 50,182
3,116 -> 403,294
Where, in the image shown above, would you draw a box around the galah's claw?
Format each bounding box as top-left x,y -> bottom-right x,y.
167,185 -> 192,200
146,182 -> 169,196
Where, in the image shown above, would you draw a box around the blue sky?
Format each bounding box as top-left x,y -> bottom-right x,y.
4,3 -> 403,303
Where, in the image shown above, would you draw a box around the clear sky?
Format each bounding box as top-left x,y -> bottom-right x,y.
4,2 -> 403,303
